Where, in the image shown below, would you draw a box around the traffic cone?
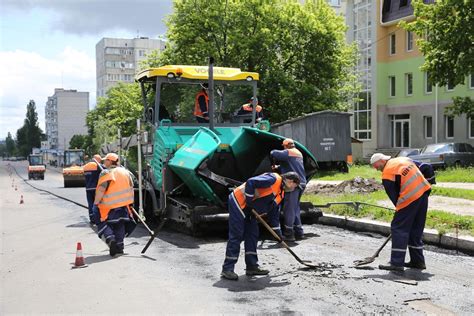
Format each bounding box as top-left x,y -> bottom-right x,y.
72,242 -> 88,269
19,195 -> 24,204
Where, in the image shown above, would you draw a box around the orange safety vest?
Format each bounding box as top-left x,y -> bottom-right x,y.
242,103 -> 262,113
287,148 -> 303,158
232,173 -> 284,211
97,167 -> 134,221
194,91 -> 209,118
382,157 -> 431,211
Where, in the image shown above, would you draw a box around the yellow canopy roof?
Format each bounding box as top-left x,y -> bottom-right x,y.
136,65 -> 259,82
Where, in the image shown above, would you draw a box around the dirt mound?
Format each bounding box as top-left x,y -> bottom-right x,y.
306,177 -> 383,194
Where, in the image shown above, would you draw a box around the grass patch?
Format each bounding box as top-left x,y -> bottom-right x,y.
436,167 -> 474,182
431,187 -> 474,201
303,191 -> 474,236
315,164 -> 474,183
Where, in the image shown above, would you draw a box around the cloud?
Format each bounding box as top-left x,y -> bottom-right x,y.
0,48 -> 95,139
2,0 -> 173,36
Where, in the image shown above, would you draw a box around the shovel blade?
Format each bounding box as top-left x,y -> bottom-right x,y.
353,257 -> 375,267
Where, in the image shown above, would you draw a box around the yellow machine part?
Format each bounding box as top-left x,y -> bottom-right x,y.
63,166 -> 85,187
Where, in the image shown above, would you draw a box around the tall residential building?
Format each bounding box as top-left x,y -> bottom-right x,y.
346,0 -> 473,156
45,88 -> 89,151
95,37 -> 166,98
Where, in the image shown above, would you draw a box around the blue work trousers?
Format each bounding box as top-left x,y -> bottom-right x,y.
86,189 -> 95,221
222,197 -> 259,272
282,187 -> 304,237
97,206 -> 132,251
390,191 -> 429,266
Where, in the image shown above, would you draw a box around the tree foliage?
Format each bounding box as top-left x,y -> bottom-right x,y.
146,0 -> 358,123
16,100 -> 43,157
401,0 -> 473,118
5,132 -> 16,156
86,83 -> 143,152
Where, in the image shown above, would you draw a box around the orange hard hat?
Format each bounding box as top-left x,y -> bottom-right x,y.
104,153 -> 119,162
282,138 -> 294,147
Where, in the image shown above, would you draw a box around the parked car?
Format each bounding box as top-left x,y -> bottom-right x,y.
397,148 -> 420,157
409,143 -> 474,168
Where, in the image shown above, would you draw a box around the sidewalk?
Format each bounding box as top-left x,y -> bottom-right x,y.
309,179 -> 474,190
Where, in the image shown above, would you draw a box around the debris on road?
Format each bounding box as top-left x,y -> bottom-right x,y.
306,177 -> 383,194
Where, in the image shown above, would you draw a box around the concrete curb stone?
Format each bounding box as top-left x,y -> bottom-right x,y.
317,214 -> 473,256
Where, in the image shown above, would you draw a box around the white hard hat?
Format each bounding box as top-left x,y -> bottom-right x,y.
370,153 -> 391,164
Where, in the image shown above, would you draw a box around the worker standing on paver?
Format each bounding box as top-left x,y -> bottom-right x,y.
92,153 -> 136,256
270,138 -> 307,241
370,153 -> 431,271
194,83 -> 209,123
83,154 -> 104,224
221,172 -> 300,280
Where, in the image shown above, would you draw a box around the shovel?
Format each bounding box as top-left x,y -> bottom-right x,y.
251,209 -> 319,269
353,234 -> 392,267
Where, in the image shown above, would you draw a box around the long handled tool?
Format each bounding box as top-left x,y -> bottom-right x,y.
353,234 -> 392,267
251,209 -> 318,269
129,206 -> 162,254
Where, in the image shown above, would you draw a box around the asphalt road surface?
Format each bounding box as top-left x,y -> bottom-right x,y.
1,161 -> 473,315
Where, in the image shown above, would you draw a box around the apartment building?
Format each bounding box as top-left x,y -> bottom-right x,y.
96,37 -> 166,98
346,0 -> 473,156
45,88 -> 89,151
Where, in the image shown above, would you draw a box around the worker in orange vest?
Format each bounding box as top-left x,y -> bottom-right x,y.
237,97 -> 263,121
92,153 -> 136,256
271,138 -> 307,241
370,153 -> 431,271
194,83 -> 209,123
221,171 -> 300,281
83,154 -> 104,224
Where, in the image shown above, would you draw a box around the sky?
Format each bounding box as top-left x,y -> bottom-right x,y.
0,0 -> 173,140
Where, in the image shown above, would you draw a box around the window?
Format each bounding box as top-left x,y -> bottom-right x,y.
406,73 -> 413,96
139,50 -> 146,57
424,116 -> 433,139
446,79 -> 455,91
470,73 -> 474,89
400,0 -> 408,7
424,72 -> 432,94
389,76 -> 396,97
406,31 -> 413,51
389,33 -> 396,55
445,116 -> 454,139
469,118 -> 474,139
327,0 -> 341,6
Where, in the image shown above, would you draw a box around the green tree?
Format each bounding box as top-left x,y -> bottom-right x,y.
5,132 -> 16,157
401,0 -> 473,118
16,100 -> 43,156
86,83 -> 143,152
69,134 -> 86,149
145,0 -> 358,123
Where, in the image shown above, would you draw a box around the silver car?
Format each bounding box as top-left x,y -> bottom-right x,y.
409,143 -> 474,168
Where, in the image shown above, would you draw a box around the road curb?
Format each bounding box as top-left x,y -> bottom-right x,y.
317,214 -> 474,256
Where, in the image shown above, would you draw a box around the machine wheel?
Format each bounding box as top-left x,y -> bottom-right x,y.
64,179 -> 69,188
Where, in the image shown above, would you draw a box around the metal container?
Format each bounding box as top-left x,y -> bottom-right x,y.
271,110 -> 352,171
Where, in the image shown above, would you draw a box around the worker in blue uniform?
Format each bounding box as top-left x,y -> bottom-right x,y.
83,154 -> 104,224
270,138 -> 307,241
370,153 -> 431,271
221,172 -> 301,281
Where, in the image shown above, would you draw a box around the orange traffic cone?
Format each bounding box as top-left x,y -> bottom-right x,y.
72,242 -> 88,269
19,195 -> 24,204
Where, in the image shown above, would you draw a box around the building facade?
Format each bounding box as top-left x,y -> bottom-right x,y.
95,37 -> 166,98
346,0 -> 474,156
45,88 -> 89,151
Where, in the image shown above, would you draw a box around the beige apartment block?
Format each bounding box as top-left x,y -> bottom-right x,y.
96,37 -> 166,98
45,88 -> 89,151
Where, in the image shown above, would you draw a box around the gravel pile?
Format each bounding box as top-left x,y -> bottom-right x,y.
306,177 -> 383,194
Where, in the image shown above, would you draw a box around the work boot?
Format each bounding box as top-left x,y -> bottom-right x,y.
379,263 -> 404,272
246,266 -> 270,276
295,234 -> 305,241
221,270 -> 238,281
109,240 -> 119,257
282,234 -> 296,242
404,261 -> 426,270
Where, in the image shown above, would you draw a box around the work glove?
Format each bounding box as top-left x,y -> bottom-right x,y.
91,205 -> 101,225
